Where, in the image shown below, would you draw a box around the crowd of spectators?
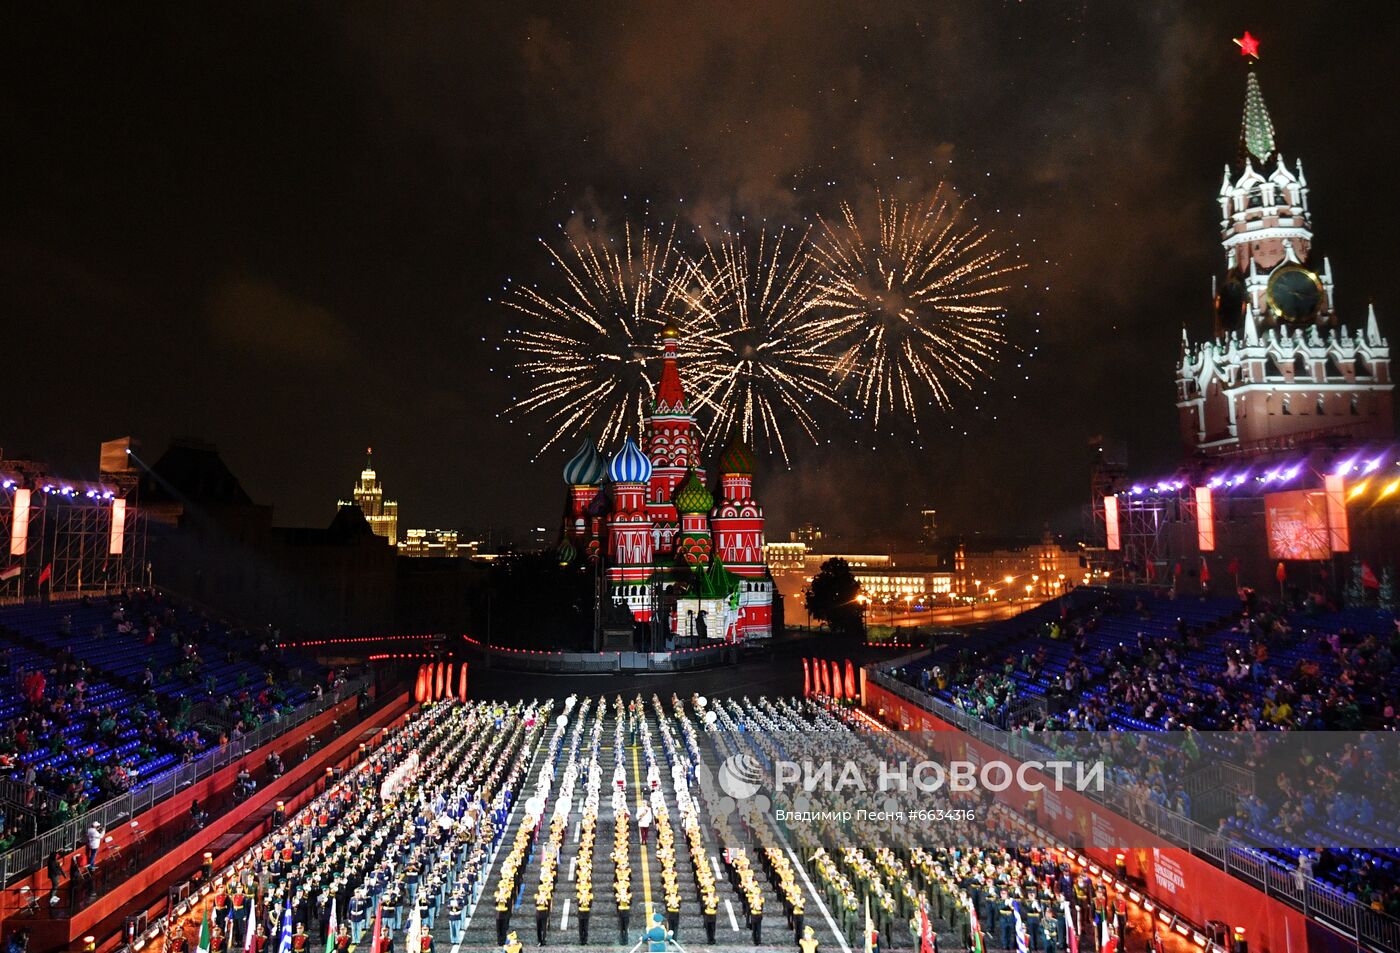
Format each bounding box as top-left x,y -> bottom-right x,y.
891,585 -> 1400,921
0,592 -> 334,827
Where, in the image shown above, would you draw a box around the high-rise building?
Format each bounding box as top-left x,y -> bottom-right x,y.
919,508 -> 938,550
1176,61 -> 1392,456
339,448 -> 398,545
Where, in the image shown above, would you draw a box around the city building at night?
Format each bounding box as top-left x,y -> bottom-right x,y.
557,324 -> 773,642
398,527 -> 463,558
339,448 -> 399,545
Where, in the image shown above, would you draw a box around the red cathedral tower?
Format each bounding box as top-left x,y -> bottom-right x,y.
568,323 -> 773,642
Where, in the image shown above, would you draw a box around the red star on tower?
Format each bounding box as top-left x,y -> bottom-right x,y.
1233,31 -> 1260,61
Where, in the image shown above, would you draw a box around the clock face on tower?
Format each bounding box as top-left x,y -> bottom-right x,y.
1265,265 -> 1323,324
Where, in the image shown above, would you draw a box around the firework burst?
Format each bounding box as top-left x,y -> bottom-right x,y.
674,226 -> 842,463
810,185 -> 1020,429
501,215 -> 686,453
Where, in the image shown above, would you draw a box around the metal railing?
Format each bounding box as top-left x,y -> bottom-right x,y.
866,667 -> 1400,953
0,676 -> 367,886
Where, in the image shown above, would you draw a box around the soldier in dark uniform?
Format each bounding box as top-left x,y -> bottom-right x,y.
576,898 -> 590,945
997,893 -> 1016,950
535,893 -> 550,945
495,896 -> 511,945
617,897 -> 631,944
1042,911 -> 1060,953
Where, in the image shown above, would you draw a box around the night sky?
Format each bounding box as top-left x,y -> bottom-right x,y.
3,2 -> 1398,543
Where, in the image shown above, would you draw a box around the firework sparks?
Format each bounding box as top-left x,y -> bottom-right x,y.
502,215 -> 686,453
810,185 -> 1020,429
675,226 -> 842,463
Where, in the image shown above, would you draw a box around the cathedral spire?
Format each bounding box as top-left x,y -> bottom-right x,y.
1238,71 -> 1277,168
654,322 -> 687,412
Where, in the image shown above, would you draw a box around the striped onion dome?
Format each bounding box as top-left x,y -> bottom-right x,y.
718,434 -> 754,474
608,437 -> 653,484
562,437 -> 607,486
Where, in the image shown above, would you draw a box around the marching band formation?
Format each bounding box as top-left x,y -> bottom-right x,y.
159,693 -> 1166,953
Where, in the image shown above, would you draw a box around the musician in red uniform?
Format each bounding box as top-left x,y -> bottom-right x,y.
253,925 -> 269,953
291,923 -> 309,953
333,925 -> 351,953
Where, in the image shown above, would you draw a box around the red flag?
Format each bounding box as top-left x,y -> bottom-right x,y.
1173,561 -> 1183,579
1362,562 -> 1381,590
1227,556 -> 1240,577
1276,561 -> 1287,584
1199,557 -> 1210,584
802,659 -> 811,698
819,659 -> 830,696
37,563 -> 51,586
458,661 -> 469,701
1144,559 -> 1155,580
368,902 -> 383,953
919,902 -> 937,953
830,660 -> 844,701
844,659 -> 857,698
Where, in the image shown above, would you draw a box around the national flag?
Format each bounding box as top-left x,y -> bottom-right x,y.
1276,561 -> 1287,584
1227,556 -> 1240,577
323,899 -> 337,953
244,898 -> 258,953
196,908 -> 212,953
277,899 -> 294,953
0,565 -> 19,581
1100,917 -> 1118,953
1014,901 -> 1029,953
918,901 -> 937,953
802,658 -> 811,698
1199,557 -> 1210,584
965,896 -> 984,953
368,903 -> 383,953
405,901 -> 422,953
1062,900 -> 1078,953
37,563 -> 51,586
1144,559 -> 1155,581
864,895 -> 875,953
1362,562 -> 1381,590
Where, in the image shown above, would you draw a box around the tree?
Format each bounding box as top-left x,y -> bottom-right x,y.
804,558 -> 865,637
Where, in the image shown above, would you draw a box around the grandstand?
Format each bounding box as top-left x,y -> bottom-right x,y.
873,586 -> 1400,947
3,585 -> 1399,953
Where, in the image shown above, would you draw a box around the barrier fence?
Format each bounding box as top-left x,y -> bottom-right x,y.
0,676 -> 368,886
466,643 -> 738,673
865,667 -> 1400,953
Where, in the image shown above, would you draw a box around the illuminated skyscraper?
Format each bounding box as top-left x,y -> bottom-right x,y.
340,448 -> 398,545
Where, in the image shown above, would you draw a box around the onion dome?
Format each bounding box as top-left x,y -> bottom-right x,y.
562,436 -> 607,486
673,469 -> 714,515
718,434 -> 754,475
556,537 -> 577,566
608,437 -> 653,484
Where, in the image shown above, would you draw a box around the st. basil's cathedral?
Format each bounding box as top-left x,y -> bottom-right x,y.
556,323 -> 774,643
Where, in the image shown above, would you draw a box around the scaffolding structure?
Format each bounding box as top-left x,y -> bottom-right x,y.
1,488 -> 147,604
1094,487 -> 1202,583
